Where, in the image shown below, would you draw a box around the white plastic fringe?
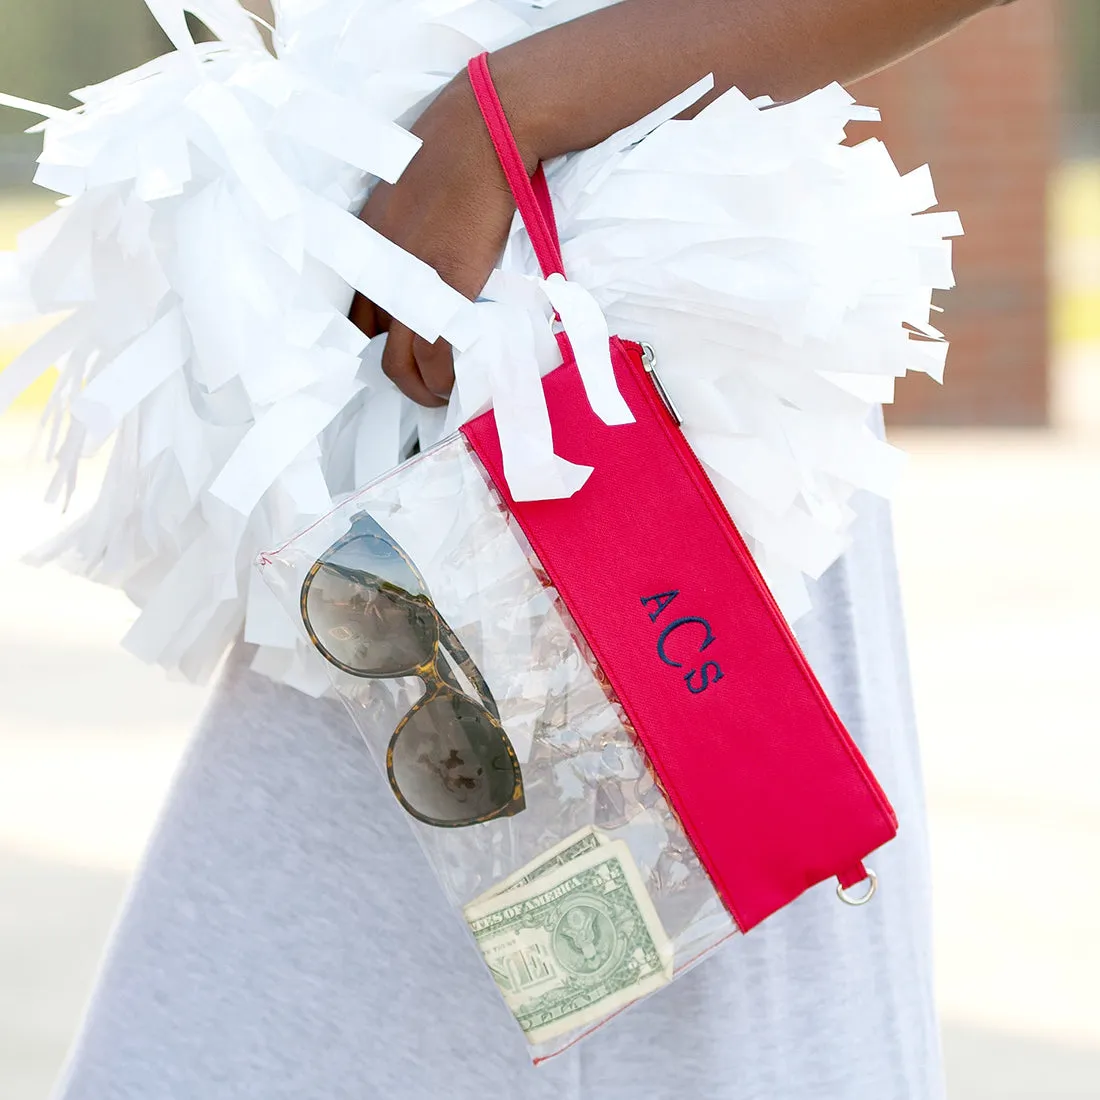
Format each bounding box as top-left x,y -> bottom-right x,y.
0,0 -> 961,691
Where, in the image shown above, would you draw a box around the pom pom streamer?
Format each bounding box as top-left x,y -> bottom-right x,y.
0,0 -> 961,688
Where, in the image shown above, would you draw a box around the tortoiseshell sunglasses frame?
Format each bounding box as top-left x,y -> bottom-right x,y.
300,513 -> 524,828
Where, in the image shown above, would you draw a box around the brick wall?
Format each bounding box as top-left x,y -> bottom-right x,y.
855,1 -> 1060,425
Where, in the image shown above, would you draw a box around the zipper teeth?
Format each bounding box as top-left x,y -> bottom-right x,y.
617,338 -> 897,826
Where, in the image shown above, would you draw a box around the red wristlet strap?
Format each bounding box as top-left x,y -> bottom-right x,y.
467,53 -> 566,280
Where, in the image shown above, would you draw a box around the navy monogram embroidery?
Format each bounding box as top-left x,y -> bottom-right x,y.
640,591 -> 725,694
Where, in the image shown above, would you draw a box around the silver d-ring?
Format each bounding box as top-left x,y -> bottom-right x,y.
836,869 -> 878,906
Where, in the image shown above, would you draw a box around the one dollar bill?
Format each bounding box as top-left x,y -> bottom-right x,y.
464,837 -> 673,1045
470,826 -> 610,905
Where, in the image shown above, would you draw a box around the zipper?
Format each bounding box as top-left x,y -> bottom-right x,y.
617,337 -> 898,828
638,342 -> 684,426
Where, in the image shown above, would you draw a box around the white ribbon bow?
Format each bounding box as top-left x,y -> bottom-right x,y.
453,271 -> 634,502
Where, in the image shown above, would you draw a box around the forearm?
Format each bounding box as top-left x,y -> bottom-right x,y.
365,0 -> 1012,399
485,0 -> 1008,164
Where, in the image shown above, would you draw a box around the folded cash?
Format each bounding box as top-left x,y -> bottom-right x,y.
470,826 -> 610,906
465,831 -> 673,1045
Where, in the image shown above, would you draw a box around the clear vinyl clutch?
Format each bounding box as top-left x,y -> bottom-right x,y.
259,431 -> 736,1060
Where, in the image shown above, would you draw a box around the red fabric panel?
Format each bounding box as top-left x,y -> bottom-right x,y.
461,341 -> 898,931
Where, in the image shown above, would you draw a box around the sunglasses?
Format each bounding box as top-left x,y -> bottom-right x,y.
301,512 -> 525,828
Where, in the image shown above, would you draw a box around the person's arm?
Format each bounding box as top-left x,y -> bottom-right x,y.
352,0 -> 1009,407
493,0 -> 1003,166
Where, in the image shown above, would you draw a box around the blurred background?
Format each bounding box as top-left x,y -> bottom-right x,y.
0,1 -> 1097,1097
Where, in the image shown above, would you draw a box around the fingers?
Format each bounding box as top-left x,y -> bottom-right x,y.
412,334 -> 455,400
352,281 -> 454,408
349,293 -> 381,339
354,298 -> 453,409
382,323 -> 448,408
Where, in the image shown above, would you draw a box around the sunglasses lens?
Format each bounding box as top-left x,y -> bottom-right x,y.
305,534 -> 437,675
390,692 -> 522,825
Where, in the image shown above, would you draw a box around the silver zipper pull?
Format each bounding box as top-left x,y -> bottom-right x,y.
640,342 -> 684,426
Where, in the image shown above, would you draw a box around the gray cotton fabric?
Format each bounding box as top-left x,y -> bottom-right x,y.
53,482 -> 946,1100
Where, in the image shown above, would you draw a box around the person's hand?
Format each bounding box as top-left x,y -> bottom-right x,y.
350,73 -> 522,407
351,0 -> 1006,408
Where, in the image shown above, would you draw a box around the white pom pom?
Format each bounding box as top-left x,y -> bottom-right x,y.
0,0 -> 960,687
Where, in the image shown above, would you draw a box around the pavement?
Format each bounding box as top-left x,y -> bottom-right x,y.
1,355 -> 1099,1099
